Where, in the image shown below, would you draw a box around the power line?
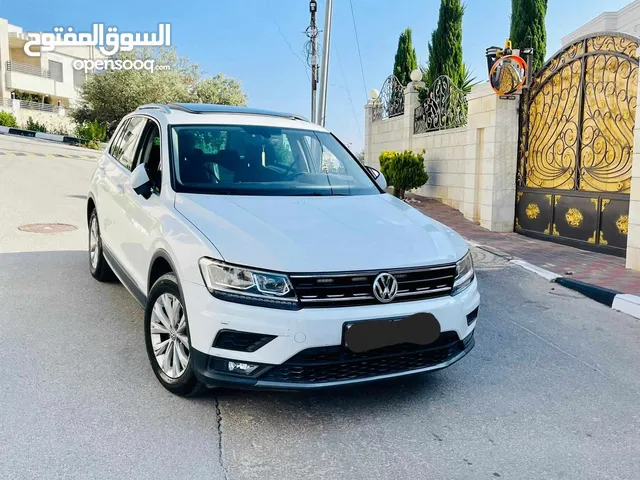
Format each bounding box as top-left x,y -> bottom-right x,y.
272,17 -> 310,82
349,0 -> 368,101
335,47 -> 362,142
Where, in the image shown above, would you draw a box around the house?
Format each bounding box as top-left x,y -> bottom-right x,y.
0,17 -> 100,130
562,0 -> 640,45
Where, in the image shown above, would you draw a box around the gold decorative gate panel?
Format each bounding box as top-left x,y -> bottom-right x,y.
516,33 -> 638,256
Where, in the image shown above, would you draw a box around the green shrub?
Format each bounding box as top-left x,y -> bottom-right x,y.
379,149 -> 428,199
85,139 -> 103,150
75,120 -> 107,142
49,124 -> 72,136
0,111 -> 18,127
25,117 -> 47,133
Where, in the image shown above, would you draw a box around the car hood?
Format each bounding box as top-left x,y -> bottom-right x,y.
175,193 -> 468,272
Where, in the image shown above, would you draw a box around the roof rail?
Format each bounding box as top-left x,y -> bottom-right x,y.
137,104 -> 172,114
167,103 -> 309,122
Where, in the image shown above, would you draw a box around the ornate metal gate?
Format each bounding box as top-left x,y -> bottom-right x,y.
516,33 -> 638,256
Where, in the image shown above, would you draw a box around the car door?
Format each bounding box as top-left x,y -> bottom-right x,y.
97,119 -> 129,253
102,116 -> 146,275
119,118 -> 165,291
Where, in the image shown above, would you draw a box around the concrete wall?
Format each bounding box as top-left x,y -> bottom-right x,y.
0,103 -> 75,134
364,81 -> 519,232
562,1 -> 640,46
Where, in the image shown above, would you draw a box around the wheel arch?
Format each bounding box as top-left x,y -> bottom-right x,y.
86,193 -> 96,226
148,249 -> 180,295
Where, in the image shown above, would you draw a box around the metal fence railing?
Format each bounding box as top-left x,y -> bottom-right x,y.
414,75 -> 468,134
371,75 -> 406,122
18,100 -> 61,113
6,60 -> 51,79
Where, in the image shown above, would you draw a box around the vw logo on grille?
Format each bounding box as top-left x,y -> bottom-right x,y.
373,273 -> 398,303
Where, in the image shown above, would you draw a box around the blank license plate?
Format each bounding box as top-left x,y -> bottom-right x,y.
344,313 -> 441,353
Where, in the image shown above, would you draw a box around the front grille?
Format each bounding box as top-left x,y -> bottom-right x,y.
213,330 -> 276,352
290,264 -> 456,307
261,332 -> 467,384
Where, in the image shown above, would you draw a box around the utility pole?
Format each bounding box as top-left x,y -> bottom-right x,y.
317,0 -> 333,126
307,1 -> 319,122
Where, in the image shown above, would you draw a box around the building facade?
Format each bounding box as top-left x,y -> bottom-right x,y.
0,17 -> 99,129
562,0 -> 640,46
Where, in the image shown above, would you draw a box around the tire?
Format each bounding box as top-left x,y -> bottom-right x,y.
88,209 -> 115,282
144,273 -> 204,397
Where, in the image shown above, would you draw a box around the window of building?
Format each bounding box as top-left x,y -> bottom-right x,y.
49,61 -> 63,82
73,68 -> 86,87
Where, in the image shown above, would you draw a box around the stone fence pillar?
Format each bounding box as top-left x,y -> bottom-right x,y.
625,48 -> 640,269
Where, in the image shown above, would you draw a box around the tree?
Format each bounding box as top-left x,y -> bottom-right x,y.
423,0 -> 465,89
393,28 -> 418,86
195,74 -> 247,105
72,47 -> 247,136
510,0 -> 548,74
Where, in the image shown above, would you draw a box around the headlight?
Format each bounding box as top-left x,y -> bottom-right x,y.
452,251 -> 474,295
199,258 -> 299,309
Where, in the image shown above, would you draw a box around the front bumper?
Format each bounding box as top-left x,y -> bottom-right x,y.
182,277 -> 479,389
191,330 -> 475,390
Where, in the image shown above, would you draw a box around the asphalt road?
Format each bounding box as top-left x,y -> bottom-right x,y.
1,136 -> 639,480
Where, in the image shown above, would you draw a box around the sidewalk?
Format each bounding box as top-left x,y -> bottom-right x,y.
409,195 -> 640,296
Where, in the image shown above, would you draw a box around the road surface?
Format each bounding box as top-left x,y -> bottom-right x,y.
1,135 -> 638,480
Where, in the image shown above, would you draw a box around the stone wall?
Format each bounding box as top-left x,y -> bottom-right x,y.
364,81 -> 519,232
0,102 -> 76,135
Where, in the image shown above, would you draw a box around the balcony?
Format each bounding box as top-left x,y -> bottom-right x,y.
5,61 -> 76,101
6,60 -> 50,78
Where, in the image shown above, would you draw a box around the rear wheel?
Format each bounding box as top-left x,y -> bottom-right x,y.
144,273 -> 204,397
89,209 -> 115,282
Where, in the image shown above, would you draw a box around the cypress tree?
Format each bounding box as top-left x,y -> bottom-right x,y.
510,0 -> 548,73
393,28 -> 418,85
424,0 -> 465,88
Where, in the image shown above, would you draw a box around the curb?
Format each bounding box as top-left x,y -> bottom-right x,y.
467,240 -> 640,320
555,277 -> 619,307
0,126 -> 104,147
512,260 -> 640,319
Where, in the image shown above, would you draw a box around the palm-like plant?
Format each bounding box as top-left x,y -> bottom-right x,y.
459,62 -> 480,94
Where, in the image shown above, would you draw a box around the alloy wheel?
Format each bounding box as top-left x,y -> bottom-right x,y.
150,293 -> 190,378
89,215 -> 99,270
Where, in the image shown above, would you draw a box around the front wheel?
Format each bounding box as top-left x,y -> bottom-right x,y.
144,273 -> 204,397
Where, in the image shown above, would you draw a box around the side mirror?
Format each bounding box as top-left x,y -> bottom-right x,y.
131,163 -> 152,199
366,166 -> 387,191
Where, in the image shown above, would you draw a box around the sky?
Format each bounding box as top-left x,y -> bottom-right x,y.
2,0 -> 635,151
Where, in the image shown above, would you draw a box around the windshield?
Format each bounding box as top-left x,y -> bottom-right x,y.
170,124 -> 379,196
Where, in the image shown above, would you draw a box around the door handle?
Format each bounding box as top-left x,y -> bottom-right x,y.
115,185 -> 124,195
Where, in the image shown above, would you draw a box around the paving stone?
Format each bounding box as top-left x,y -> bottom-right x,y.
409,194 -> 640,295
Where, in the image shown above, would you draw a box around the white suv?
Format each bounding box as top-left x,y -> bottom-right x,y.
87,103 -> 479,396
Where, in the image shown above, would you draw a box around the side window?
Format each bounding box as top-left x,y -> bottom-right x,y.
118,117 -> 146,170
134,120 -> 162,192
109,119 -> 129,162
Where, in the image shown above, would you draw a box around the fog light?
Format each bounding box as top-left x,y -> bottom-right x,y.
227,361 -> 259,375
467,307 -> 479,326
